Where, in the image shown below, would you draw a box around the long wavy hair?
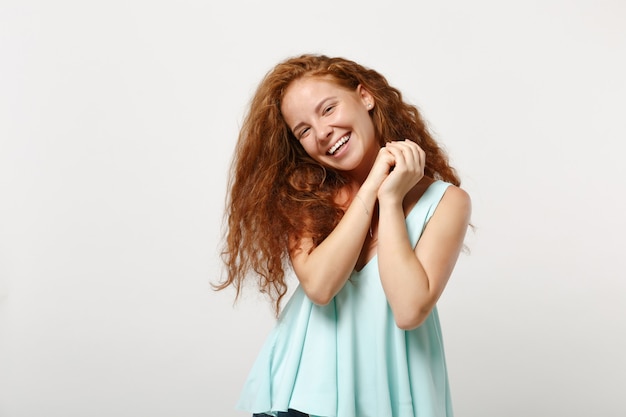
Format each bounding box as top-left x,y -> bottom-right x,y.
215,54 -> 460,315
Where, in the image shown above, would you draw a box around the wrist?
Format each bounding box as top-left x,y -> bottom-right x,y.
358,181 -> 379,202
377,193 -> 403,209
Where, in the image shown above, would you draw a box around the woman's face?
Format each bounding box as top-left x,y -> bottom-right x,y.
281,76 -> 378,179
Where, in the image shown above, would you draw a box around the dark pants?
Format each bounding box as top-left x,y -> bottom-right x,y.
253,409 -> 309,417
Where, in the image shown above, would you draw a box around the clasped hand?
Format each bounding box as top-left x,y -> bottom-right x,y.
367,140 -> 425,203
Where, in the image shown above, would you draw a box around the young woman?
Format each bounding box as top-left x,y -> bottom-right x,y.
217,54 -> 471,417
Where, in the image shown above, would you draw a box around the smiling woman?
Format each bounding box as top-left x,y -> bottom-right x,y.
214,54 -> 471,417
281,77 -> 379,182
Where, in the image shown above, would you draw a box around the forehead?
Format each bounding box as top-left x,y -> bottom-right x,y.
281,76 -> 354,117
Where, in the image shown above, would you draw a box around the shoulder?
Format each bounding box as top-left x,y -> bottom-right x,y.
442,184 -> 471,209
415,184 -> 471,262
433,183 -> 472,227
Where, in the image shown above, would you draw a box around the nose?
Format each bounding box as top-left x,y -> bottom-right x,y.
315,122 -> 333,142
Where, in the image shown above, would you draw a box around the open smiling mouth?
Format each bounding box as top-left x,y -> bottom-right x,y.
327,134 -> 350,155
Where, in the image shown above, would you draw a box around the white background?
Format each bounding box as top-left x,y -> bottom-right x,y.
1,1 -> 625,416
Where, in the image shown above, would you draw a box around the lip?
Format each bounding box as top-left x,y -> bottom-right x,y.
327,133 -> 351,156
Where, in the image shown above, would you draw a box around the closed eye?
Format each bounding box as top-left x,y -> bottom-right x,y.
323,105 -> 336,115
298,127 -> 310,140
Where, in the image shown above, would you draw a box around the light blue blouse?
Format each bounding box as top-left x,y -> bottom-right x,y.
237,181 -> 454,417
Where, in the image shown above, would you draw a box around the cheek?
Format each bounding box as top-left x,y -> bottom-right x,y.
359,115 -> 376,140
300,139 -> 318,157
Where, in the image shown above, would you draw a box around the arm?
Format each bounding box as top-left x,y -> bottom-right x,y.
377,141 -> 471,330
289,149 -> 394,305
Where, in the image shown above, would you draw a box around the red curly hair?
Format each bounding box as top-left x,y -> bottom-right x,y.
215,54 -> 460,315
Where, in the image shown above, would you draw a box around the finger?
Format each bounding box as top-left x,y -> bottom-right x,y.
399,140 -> 425,171
405,140 -> 421,164
415,144 -> 425,170
377,147 -> 396,165
387,142 -> 425,181
386,141 -> 417,170
384,142 -> 408,168
372,148 -> 396,175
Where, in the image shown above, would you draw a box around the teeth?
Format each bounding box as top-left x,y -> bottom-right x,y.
328,135 -> 350,155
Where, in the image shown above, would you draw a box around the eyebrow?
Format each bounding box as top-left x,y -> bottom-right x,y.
291,96 -> 337,134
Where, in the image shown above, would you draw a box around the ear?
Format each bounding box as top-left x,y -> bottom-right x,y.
357,84 -> 375,110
